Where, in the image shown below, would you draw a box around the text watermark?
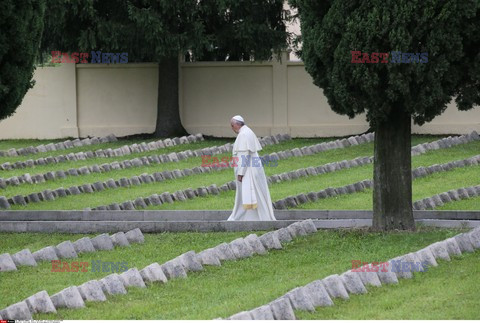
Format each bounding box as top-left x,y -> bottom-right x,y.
51,260 -> 128,273
351,51 -> 428,64
51,51 -> 129,64
351,260 -> 429,273
201,155 -> 278,168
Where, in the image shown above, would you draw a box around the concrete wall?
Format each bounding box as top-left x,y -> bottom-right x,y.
0,64 -> 78,139
76,63 -> 158,137
180,53 -> 479,137
0,63 -> 158,139
0,55 -> 478,139
179,53 -> 371,137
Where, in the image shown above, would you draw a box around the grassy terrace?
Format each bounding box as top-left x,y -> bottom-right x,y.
5,137 -> 479,211
296,249 -> 479,320
0,136 -> 439,178
0,135 -> 478,320
0,227 -> 475,319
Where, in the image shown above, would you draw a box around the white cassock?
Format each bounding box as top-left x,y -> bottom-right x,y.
227,125 -> 276,221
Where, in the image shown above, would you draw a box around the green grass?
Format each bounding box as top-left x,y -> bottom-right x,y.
0,227 -> 470,319
295,165 -> 480,210
0,135 -> 442,179
436,196 -> 480,210
0,138 -> 330,181
6,140 -> 480,210
297,250 -> 480,319
0,139 -> 65,151
0,139 -> 231,173
1,141 -> 374,199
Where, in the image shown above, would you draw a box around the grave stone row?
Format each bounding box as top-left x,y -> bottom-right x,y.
273,179 -> 372,210
226,225 -> 480,320
0,133 -> 203,171
0,220 -> 318,319
0,134 -> 291,207
411,154 -> 480,179
0,229 -> 144,272
0,134 -> 117,159
413,184 -> 480,210
411,131 -> 480,156
90,154 -> 374,211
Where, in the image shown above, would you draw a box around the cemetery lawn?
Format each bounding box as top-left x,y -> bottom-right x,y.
296,249 -> 480,320
0,227 -> 475,320
4,137 -> 480,211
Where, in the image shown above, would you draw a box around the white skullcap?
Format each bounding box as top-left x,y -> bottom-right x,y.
232,115 -> 245,123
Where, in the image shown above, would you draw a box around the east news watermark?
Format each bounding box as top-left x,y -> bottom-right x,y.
201,155 -> 278,168
51,260 -> 128,273
1,320 -> 62,323
51,51 -> 128,64
352,259 -> 429,272
351,51 -> 428,64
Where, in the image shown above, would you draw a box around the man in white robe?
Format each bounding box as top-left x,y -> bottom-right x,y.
227,115 -> 276,221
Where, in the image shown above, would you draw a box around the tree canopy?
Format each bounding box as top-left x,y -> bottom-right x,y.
0,0 -> 46,120
40,0 -> 291,62
290,0 -> 480,230
291,0 -> 480,127
40,0 -> 291,136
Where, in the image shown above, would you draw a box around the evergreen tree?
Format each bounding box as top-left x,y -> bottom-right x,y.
40,0 -> 290,136
290,0 -> 480,230
0,0 -> 46,120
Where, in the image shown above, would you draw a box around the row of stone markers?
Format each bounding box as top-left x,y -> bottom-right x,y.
273,180 -> 373,209
0,134 -> 289,190
0,132 -> 368,210
87,149 -> 479,212
413,184 -> 480,210
87,156 -> 373,211
0,228 -> 144,272
3,132 -> 477,211
0,220 -> 318,320
273,155 -> 480,210
87,148 -> 478,212
83,132 -> 378,211
226,226 -> 480,320
0,134 -> 118,158
411,131 -> 479,156
411,154 -> 480,179
0,135 -> 292,209
2,131 -> 476,211
0,133 -> 204,171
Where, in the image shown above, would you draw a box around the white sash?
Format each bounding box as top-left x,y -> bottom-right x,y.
241,170 -> 257,209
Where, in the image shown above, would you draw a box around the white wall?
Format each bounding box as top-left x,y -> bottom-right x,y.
0,64 -> 78,139
76,63 -> 158,137
0,56 -> 478,139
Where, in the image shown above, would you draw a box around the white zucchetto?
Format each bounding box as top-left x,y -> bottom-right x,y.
232,115 -> 245,123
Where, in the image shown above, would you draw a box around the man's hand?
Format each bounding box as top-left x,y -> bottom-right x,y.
237,175 -> 243,182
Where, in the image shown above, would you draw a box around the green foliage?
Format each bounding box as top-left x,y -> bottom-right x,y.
0,228 -> 467,319
0,0 -> 46,120
2,136 -> 479,211
40,0 -> 291,62
290,0 -> 480,126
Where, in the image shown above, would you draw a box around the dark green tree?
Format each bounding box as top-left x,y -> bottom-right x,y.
290,0 -> 480,230
40,0 -> 290,137
0,0 -> 46,120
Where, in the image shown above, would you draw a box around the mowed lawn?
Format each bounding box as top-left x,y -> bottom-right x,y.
0,135 -> 479,320
1,135 -> 479,211
1,227 -> 478,319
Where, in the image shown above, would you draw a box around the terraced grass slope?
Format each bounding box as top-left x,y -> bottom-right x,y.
0,134 -> 479,211
0,227 -> 473,319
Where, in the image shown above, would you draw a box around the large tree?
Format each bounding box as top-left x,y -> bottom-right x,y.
40,0 -> 290,137
290,0 -> 480,230
0,0 -> 46,120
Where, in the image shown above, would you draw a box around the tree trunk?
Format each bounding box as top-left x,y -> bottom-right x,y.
372,108 -> 415,231
154,56 -> 187,137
